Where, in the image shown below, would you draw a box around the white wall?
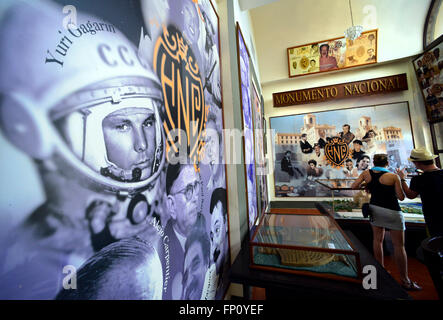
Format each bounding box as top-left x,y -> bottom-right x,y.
250,0 -> 431,84
233,0 -> 261,83
263,58 -> 432,202
433,1 -> 443,42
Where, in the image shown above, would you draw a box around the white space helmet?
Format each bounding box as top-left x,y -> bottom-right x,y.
0,0 -> 165,194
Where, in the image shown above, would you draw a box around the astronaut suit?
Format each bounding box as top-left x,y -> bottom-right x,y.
0,1 -> 166,299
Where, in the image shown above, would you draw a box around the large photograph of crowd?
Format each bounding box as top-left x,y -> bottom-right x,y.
413,39 -> 443,122
270,102 -> 415,197
0,0 -> 229,300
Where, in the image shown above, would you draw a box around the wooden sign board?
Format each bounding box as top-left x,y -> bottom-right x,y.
273,73 -> 408,108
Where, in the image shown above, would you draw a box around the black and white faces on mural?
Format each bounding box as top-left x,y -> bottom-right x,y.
237,26 -> 258,231
0,0 -> 228,300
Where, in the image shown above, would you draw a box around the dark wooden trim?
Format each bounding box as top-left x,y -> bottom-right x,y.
429,122 -> 443,167
422,0 -> 443,51
250,241 -> 356,255
269,208 -> 320,215
249,264 -> 362,283
423,0 -> 436,50
273,73 -> 408,108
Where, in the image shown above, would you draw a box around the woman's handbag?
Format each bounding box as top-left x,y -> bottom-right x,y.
362,203 -> 373,221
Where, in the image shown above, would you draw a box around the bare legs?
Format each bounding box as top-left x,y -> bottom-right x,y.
371,225 -> 411,285
390,229 -> 409,284
371,225 -> 385,266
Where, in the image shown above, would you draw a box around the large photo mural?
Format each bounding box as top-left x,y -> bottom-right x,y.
0,0 -> 229,300
270,102 -> 415,197
251,81 -> 268,220
237,24 -> 258,231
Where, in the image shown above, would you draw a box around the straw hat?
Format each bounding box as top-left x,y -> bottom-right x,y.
408,147 -> 438,161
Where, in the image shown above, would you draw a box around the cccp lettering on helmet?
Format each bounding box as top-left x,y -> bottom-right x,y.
97,43 -> 149,70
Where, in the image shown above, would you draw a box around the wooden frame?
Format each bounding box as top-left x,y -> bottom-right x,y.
269,101 -> 415,198
249,212 -> 362,283
236,22 -> 260,234
412,35 -> 443,123
251,79 -> 269,222
207,0 -> 233,300
429,122 -> 443,168
423,0 -> 443,51
286,29 -> 378,78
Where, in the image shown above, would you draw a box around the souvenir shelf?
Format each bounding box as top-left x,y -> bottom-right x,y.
250,212 -> 362,283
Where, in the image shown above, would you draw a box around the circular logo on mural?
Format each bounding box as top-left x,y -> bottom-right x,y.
324,137 -> 350,168
154,25 -> 207,165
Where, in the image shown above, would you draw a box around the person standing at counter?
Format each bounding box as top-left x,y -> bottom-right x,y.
351,154 -> 422,291
397,148 -> 443,237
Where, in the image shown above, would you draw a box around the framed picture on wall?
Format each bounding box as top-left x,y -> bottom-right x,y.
251,80 -> 268,219
287,29 -> 377,78
269,102 -> 415,197
236,23 -> 259,233
412,36 -> 443,123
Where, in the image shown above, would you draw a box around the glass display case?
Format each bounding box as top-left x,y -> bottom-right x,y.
315,178 -> 425,223
250,212 -> 362,283
315,178 -> 369,215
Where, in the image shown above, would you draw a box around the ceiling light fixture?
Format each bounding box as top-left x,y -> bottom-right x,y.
344,0 -> 363,40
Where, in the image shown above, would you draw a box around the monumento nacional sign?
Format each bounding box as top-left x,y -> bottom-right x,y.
273,74 -> 408,107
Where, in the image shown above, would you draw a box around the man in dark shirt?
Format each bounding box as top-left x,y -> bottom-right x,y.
351,140 -> 365,160
317,129 -> 327,149
397,148 -> 443,237
281,151 -> 303,179
425,88 -> 439,109
299,133 -> 313,154
281,150 -> 294,176
339,124 -> 355,145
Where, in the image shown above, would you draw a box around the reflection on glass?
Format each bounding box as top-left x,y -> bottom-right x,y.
253,214 -> 351,250
251,214 -> 359,279
434,122 -> 443,149
315,178 -> 357,189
